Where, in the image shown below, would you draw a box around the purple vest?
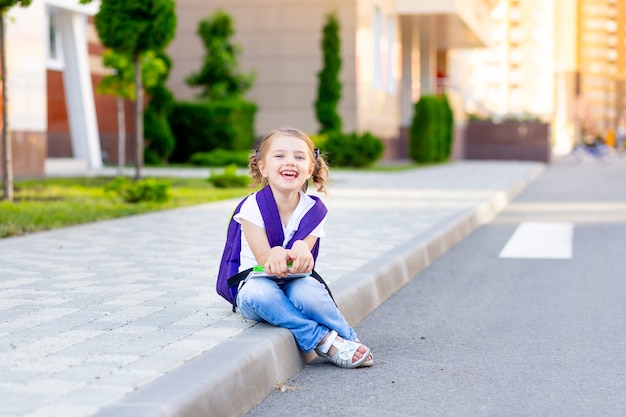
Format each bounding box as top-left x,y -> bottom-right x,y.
216,185 -> 328,306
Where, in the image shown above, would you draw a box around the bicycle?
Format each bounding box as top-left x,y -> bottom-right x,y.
566,142 -> 617,165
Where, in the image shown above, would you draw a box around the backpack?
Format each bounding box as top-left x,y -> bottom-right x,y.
216,185 -> 330,309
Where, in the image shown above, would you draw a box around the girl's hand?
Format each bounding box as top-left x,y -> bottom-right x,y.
263,246 -> 290,277
287,241 -> 314,274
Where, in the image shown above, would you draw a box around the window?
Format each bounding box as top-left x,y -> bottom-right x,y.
373,7 -> 382,90
47,9 -> 64,70
386,15 -> 396,93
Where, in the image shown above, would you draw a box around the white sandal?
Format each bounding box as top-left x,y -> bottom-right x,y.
315,330 -> 371,369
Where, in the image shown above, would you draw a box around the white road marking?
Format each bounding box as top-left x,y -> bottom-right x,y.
499,222 -> 574,259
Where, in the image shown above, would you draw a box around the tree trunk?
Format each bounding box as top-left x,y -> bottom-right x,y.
117,95 -> 125,176
1,14 -> 13,202
134,54 -> 143,180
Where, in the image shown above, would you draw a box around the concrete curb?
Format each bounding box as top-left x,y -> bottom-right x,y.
93,165 -> 544,417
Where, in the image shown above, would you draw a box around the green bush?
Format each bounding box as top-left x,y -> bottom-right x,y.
169,99 -> 257,163
144,106 -> 176,164
208,165 -> 250,188
323,131 -> 384,167
144,54 -> 177,164
105,177 -> 170,203
409,95 -> 441,163
190,149 -> 250,167
408,94 -> 454,163
439,94 -> 454,162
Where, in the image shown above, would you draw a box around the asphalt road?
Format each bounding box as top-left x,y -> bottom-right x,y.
246,156 -> 626,417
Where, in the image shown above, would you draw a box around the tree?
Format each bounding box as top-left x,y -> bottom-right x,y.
185,9 -> 254,100
315,12 -> 342,135
0,0 -> 31,202
92,0 -> 176,180
97,50 -> 167,175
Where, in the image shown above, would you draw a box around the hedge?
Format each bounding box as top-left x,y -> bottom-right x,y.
169,99 -> 257,163
322,131 -> 384,167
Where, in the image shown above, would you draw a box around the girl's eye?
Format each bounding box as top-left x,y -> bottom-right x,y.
295,155 -> 305,160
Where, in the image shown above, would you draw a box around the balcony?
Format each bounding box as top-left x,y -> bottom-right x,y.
396,0 -> 496,48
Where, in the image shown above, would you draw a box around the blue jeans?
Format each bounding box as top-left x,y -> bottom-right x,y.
236,276 -> 357,352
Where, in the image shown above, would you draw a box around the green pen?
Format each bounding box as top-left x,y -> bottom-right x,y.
253,263 -> 293,273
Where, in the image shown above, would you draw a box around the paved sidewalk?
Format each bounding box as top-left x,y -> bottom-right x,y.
0,161 -> 544,417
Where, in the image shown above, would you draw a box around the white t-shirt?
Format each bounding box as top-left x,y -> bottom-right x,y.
233,191 -> 326,272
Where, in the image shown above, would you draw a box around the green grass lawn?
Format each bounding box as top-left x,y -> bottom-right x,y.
0,177 -> 251,238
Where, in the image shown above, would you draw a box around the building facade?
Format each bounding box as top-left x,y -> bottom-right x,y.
0,0 -> 104,177
4,0 -> 500,177
576,0 -> 625,141
0,0 -> 136,179
6,0 -> 624,178
167,0 -> 496,159
449,0 -> 626,154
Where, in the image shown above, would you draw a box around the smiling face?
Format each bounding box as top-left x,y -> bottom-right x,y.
258,134 -> 314,194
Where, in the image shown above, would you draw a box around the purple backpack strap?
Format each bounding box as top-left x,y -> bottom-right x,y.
287,195 -> 326,261
255,185 -> 285,247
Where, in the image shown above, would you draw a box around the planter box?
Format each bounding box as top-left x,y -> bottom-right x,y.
464,121 -> 550,162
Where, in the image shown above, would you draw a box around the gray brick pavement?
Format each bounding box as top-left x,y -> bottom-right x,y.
0,161 -> 543,417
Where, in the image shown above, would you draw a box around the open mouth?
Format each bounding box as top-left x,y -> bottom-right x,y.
281,170 -> 298,179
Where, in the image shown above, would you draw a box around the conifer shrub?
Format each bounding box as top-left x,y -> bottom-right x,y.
409,95 -> 441,163
186,9 -> 254,99
409,94 -> 455,163
315,12 -> 342,134
439,94 -> 454,161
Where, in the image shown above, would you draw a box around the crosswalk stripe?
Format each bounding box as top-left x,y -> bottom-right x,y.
499,222 -> 574,259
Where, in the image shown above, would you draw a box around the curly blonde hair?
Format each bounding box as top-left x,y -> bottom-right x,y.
248,127 -> 329,194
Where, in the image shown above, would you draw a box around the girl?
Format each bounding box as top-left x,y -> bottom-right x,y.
232,127 -> 372,368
